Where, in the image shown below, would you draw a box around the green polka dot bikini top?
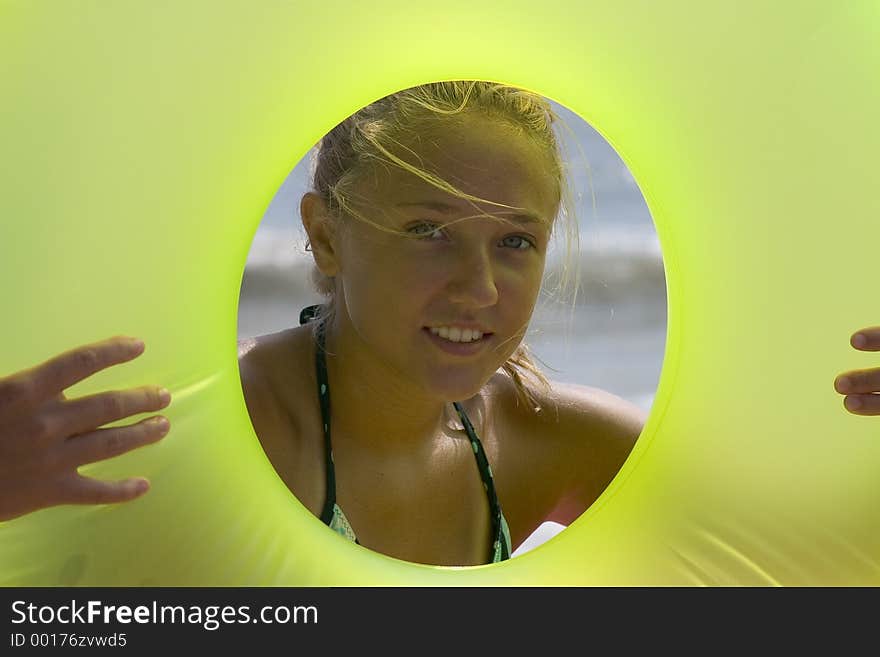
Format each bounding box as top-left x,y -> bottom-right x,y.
300,305 -> 512,564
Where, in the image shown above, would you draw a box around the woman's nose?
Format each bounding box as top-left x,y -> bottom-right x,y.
445,247 -> 499,308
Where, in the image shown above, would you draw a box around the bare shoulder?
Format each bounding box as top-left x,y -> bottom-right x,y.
490,373 -> 647,526
236,327 -> 309,442
237,335 -> 280,437
237,333 -> 278,402
490,372 -> 646,440
237,336 -> 259,361
236,327 -> 325,515
535,380 -> 646,439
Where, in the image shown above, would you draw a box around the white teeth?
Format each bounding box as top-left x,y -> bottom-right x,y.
429,327 -> 484,343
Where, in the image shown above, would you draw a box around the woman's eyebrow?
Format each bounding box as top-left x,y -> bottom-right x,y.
396,201 -> 543,224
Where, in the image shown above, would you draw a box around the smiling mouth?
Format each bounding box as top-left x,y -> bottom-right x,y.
422,327 -> 494,355
425,326 -> 492,343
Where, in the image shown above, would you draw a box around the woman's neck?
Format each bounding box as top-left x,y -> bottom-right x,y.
317,316 -> 452,454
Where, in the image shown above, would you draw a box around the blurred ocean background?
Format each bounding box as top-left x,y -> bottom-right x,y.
238,100 -> 667,413
237,100 -> 667,556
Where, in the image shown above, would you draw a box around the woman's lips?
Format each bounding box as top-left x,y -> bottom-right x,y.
422,327 -> 493,356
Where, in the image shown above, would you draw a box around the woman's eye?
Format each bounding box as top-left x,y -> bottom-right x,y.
408,223 -> 445,240
501,235 -> 535,250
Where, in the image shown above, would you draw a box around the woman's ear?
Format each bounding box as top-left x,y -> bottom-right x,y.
300,192 -> 341,277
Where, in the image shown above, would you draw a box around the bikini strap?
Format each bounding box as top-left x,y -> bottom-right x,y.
300,305 -> 337,525
453,401 -> 512,563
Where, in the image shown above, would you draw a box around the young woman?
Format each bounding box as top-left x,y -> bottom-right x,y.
1,82 -> 875,567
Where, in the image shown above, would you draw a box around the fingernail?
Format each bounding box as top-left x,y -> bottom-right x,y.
853,333 -> 867,348
151,416 -> 170,435
133,479 -> 149,494
846,396 -> 862,411
836,376 -> 851,393
158,388 -> 171,406
129,338 -> 145,353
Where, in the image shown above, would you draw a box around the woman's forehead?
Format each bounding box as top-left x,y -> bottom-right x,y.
353,116 -> 560,221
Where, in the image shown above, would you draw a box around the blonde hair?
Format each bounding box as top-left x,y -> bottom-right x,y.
306,80 -> 580,412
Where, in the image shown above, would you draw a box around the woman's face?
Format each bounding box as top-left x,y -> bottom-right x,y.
332,115 -> 560,400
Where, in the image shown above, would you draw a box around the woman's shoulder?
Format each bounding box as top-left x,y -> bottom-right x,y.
237,326 -> 327,514
489,371 -> 646,440
238,329 -> 287,407
239,324 -> 313,381
489,372 -> 646,526
237,325 -> 316,445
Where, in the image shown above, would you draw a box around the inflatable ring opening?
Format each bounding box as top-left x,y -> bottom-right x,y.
2,2 -> 879,585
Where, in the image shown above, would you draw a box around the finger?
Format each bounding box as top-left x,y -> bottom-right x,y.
58,385 -> 171,437
843,393 -> 880,416
851,327 -> 880,351
58,474 -> 151,506
834,369 -> 880,395
62,416 -> 170,468
3,337 -> 146,412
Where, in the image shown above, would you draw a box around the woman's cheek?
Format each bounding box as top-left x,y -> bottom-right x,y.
501,263 -> 542,303
410,256 -> 452,292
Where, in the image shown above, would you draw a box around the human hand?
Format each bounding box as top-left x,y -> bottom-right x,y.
834,327 -> 880,416
0,336 -> 171,521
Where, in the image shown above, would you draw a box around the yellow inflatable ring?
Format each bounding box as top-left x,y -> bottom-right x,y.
2,2 -> 879,585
